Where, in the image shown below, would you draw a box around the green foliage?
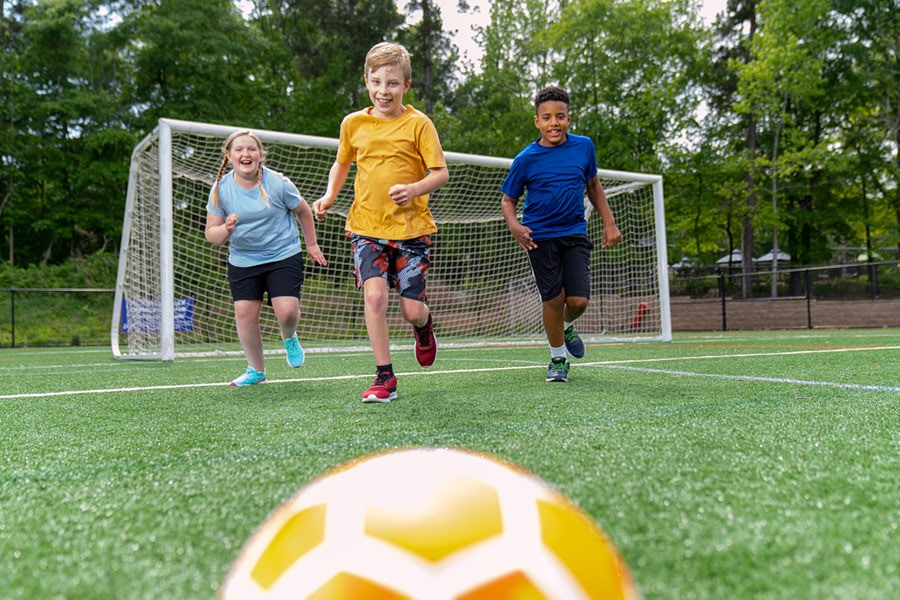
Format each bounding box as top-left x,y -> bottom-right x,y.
1,0 -> 897,273
0,252 -> 117,288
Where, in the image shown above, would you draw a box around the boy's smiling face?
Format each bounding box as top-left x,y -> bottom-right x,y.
365,64 -> 411,119
534,100 -> 571,147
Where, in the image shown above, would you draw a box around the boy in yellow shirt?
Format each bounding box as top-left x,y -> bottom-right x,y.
313,42 -> 449,403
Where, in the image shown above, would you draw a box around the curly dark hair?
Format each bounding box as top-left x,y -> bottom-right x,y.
534,86 -> 570,113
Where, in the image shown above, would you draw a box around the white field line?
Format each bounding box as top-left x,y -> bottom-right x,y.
1,345 -> 897,400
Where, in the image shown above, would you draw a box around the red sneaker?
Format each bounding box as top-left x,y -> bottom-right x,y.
414,314 -> 437,367
362,372 -> 397,403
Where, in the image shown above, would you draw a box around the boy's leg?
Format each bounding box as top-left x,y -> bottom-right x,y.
542,293 -> 567,348
395,236 -> 436,367
362,278 -> 397,402
401,297 -> 436,367
561,296 -> 587,359
352,234 -> 399,401
559,237 -> 592,359
543,294 -> 570,382
363,276 -> 392,366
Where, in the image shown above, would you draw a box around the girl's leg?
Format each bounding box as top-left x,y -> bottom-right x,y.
271,295 -> 301,338
234,299 -> 265,371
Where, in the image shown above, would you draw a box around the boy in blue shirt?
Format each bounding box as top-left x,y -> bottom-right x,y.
501,86 -> 622,382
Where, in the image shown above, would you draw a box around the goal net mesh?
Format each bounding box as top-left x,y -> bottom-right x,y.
112,119 -> 667,359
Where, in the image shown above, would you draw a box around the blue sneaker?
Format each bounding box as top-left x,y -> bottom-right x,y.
230,366 -> 267,387
284,334 -> 305,368
563,324 -> 585,358
546,357 -> 570,382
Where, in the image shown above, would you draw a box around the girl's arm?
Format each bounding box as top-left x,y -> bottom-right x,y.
205,212 -> 237,246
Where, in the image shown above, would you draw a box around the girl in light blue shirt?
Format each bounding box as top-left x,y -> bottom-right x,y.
206,130 -> 327,386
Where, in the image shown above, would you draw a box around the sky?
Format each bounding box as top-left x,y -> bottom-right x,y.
432,0 -> 730,67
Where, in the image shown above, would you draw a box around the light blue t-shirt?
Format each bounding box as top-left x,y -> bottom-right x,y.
206,167 -> 304,267
500,133 -> 598,239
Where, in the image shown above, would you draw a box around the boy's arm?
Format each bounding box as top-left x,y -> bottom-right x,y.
387,166 -> 449,207
312,160 -> 352,221
501,193 -> 536,251
586,175 -> 622,248
293,201 -> 327,266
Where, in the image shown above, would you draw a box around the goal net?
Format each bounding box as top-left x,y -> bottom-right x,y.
112,118 -> 670,360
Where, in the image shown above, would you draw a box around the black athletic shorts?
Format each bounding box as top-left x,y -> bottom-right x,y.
528,235 -> 592,302
227,253 -> 305,304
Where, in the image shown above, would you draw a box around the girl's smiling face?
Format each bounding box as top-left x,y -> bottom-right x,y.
365,64 -> 411,119
228,135 -> 264,183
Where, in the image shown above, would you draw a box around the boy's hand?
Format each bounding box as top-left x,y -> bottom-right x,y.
509,223 -> 537,251
602,223 -> 623,248
311,198 -> 331,221
388,184 -> 413,206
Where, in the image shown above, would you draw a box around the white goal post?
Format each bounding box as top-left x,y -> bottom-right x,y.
112,118 -> 670,360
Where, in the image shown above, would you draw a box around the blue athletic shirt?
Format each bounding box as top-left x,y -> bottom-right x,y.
206,167 -> 304,267
500,133 -> 598,240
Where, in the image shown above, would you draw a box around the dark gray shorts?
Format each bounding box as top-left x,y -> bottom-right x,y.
350,234 -> 431,302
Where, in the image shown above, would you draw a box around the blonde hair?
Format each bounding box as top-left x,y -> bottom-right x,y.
364,41 -> 412,82
210,130 -> 269,209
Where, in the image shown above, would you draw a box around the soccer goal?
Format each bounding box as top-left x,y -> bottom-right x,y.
111,118 -> 670,360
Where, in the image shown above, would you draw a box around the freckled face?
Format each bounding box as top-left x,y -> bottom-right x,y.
228,135 -> 264,183
365,64 -> 411,119
534,100 -> 571,147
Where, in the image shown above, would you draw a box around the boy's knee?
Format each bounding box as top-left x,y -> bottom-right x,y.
567,296 -> 589,312
364,286 -> 389,312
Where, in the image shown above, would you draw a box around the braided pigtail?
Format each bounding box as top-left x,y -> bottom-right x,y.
209,155 -> 230,209
257,166 -> 270,208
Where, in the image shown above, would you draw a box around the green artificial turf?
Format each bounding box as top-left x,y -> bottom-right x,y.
1,329 -> 898,599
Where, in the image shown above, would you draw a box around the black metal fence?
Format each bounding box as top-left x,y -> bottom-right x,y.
0,288 -> 115,348
668,260 -> 900,331
2,262 -> 898,347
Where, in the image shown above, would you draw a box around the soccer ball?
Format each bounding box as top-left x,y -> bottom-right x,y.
219,447 -> 640,599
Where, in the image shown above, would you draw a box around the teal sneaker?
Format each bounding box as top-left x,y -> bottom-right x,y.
563,324 -> 585,358
284,334 -> 305,368
546,357 -> 570,382
230,366 -> 267,387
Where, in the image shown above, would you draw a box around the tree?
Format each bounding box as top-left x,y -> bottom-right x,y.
112,0 -> 275,134
434,0 -> 546,156
545,0 -> 705,172
833,0 -> 900,258
1,0 -> 135,264
399,0 -> 459,114
247,0 -> 404,136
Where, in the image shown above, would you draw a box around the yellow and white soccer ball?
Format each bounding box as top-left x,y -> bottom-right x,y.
219,447 -> 640,600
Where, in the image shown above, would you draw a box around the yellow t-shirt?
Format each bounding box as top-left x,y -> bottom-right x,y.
337,105 -> 446,240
